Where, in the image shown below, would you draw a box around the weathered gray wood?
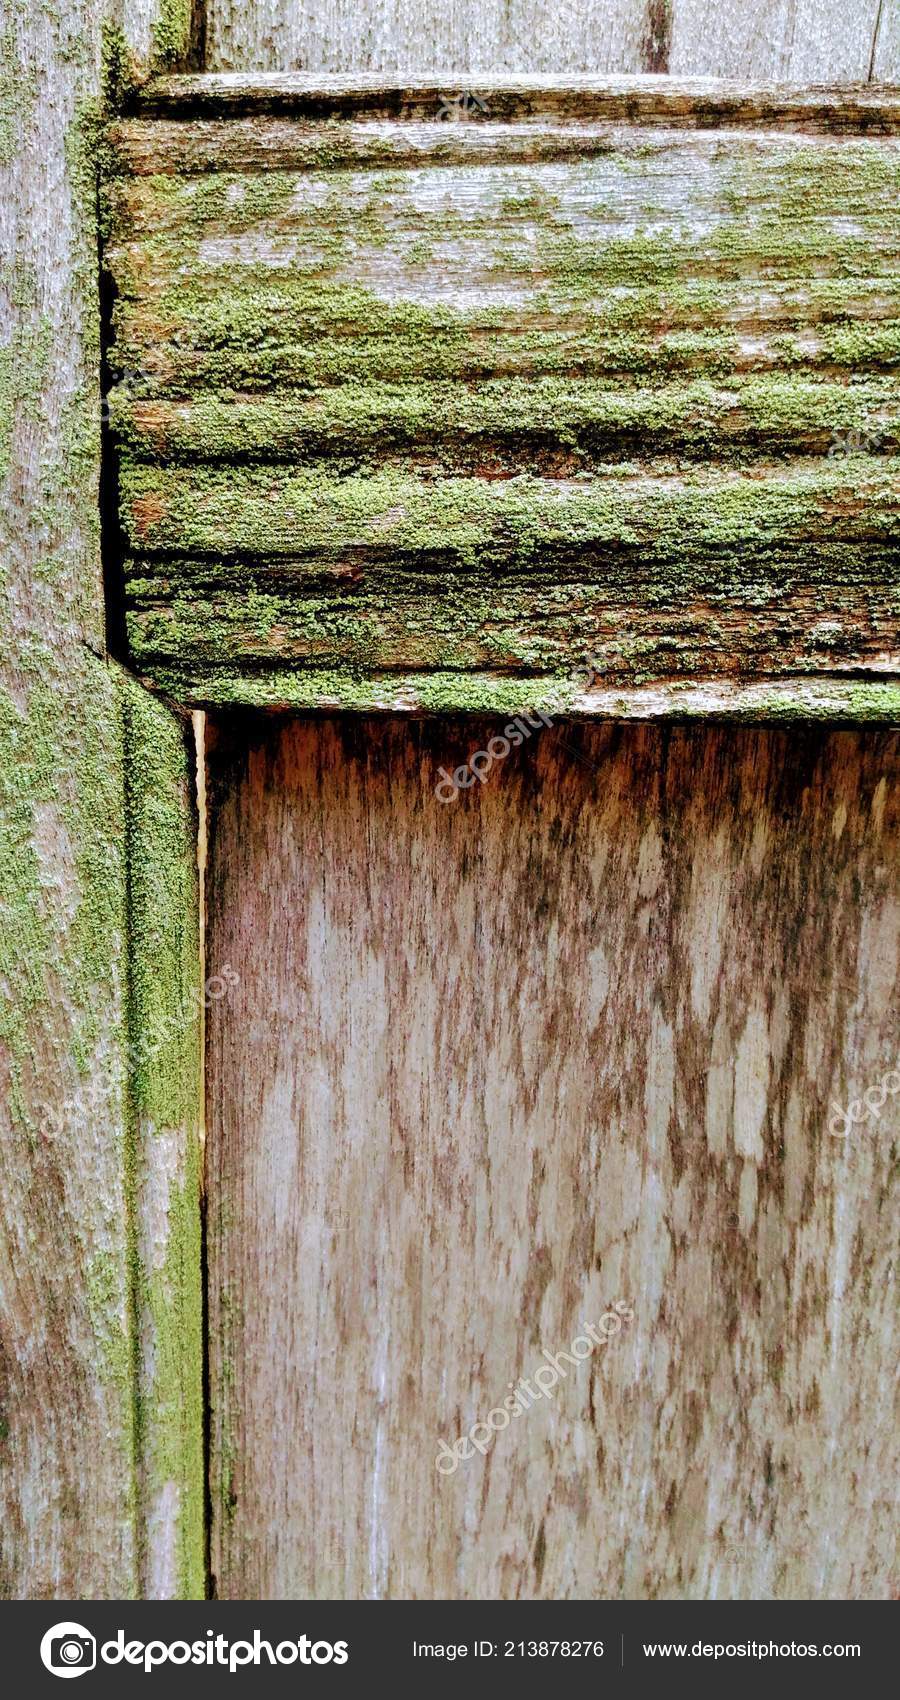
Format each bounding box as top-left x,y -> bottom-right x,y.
202,0 -> 898,82
0,0 -> 204,1600
122,679 -> 205,1601
119,0 -> 197,75
0,0 -> 137,1602
207,715 -> 899,1600
105,83 -> 900,715
670,0 -> 885,81
107,109 -> 899,178
205,0 -> 655,76
110,0 -> 207,1606
871,0 -> 900,81
133,71 -> 900,124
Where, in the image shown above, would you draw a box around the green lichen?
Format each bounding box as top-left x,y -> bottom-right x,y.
104,134 -> 900,408
151,0 -> 194,71
112,375 -> 900,471
122,676 -> 204,1601
0,11 -> 143,1598
148,665 -> 574,717
85,1251 -> 133,1391
137,667 -> 900,726
119,455 -> 900,564
117,447 -> 898,695
726,142 -> 900,221
122,680 -> 200,1128
103,114 -> 900,716
0,5 -> 39,169
108,228 -> 900,393
0,659 -> 207,1596
0,654 -> 140,1596
134,1163 -> 205,1598
1,0 -> 207,1600
0,305 -> 55,488
0,658 -> 128,1117
843,683 -> 900,719
100,22 -> 135,112
130,168 -> 300,234
749,682 -> 900,723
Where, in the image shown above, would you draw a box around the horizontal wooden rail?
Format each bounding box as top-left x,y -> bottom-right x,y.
130,74 -> 900,129
105,76 -> 900,721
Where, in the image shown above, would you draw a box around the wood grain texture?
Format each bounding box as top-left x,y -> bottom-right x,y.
149,674 -> 900,719
122,680 -> 205,1601
118,0 -> 198,75
871,0 -> 900,81
132,72 -> 900,124
0,655 -> 135,1600
201,0 -> 895,81
0,0 -> 204,1599
0,0 -> 138,1600
206,715 -> 899,1600
669,0 -> 885,81
117,0 -> 207,1609
105,89 -> 900,712
107,107 -> 899,177
0,659 -> 204,1602
204,0 -> 654,76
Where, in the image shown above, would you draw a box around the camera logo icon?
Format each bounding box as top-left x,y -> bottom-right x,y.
40,1623 -> 96,1678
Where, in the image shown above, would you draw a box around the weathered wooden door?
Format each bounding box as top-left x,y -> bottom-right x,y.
2,0 -> 898,1604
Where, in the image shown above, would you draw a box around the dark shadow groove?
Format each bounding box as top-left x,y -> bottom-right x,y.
98,193 -> 130,662
642,0 -> 673,73
190,0 -> 207,72
869,0 -> 885,81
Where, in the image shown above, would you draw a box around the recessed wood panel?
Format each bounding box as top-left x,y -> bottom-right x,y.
669,0 -> 884,81
202,0 -> 886,81
206,716 -> 899,1599
204,0 -> 653,75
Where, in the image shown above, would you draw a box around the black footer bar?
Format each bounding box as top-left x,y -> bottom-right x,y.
8,1599 -> 894,1694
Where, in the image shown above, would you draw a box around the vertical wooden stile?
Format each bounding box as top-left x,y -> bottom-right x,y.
0,0 -> 203,1600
